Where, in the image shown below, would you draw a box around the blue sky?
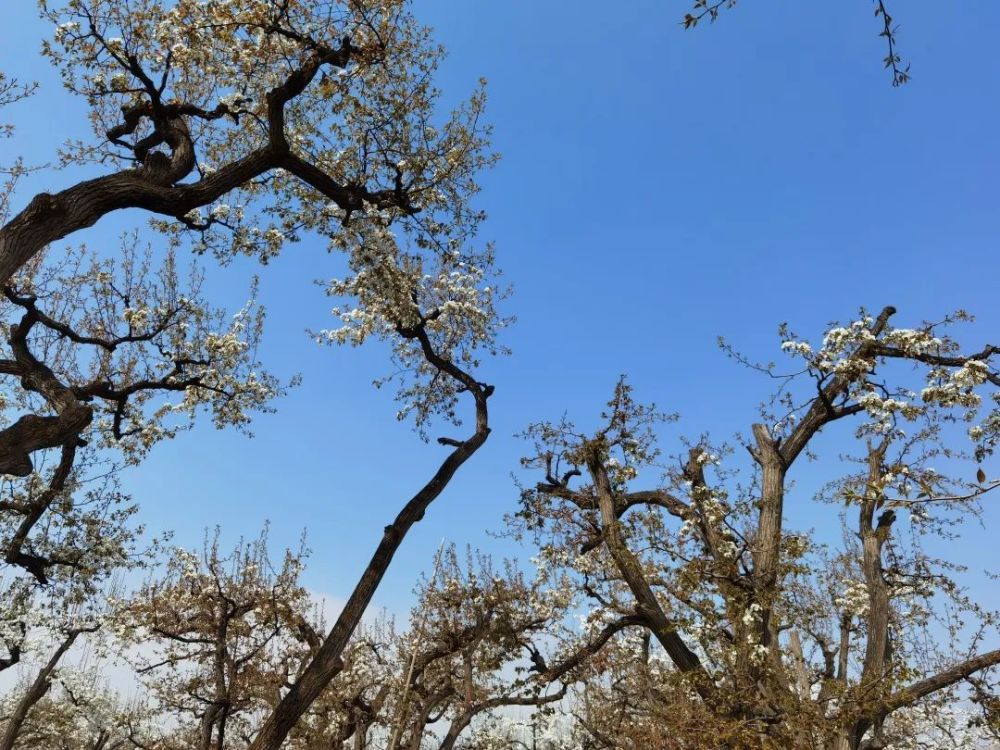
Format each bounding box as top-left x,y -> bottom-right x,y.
2,1 -> 999,616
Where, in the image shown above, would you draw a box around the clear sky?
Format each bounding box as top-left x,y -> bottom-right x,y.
1,1 -> 999,617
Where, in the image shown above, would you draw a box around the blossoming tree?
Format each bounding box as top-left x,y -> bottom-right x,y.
10,535 -> 613,750
1,1 -> 502,748
516,307 -> 1000,749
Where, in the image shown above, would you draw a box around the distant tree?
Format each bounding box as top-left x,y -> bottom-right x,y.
20,536 -> 610,750
378,547 -> 571,750
290,544 -> 635,750
108,529 -> 317,749
0,664 -> 156,750
516,307 -> 1000,749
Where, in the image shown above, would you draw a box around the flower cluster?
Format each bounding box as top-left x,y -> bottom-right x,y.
835,578 -> 870,618
320,236 -> 505,426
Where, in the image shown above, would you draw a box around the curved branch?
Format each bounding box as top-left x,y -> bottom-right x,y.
248,324 -> 492,750
882,648 -> 1000,716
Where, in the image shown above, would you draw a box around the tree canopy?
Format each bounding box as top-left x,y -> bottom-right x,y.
1,2 -> 998,749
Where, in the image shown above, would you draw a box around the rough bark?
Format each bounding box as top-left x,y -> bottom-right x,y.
847,441 -> 894,748
583,441 -> 707,684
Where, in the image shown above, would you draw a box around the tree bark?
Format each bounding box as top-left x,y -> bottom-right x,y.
249,333 -> 491,750
584,441 -> 708,686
